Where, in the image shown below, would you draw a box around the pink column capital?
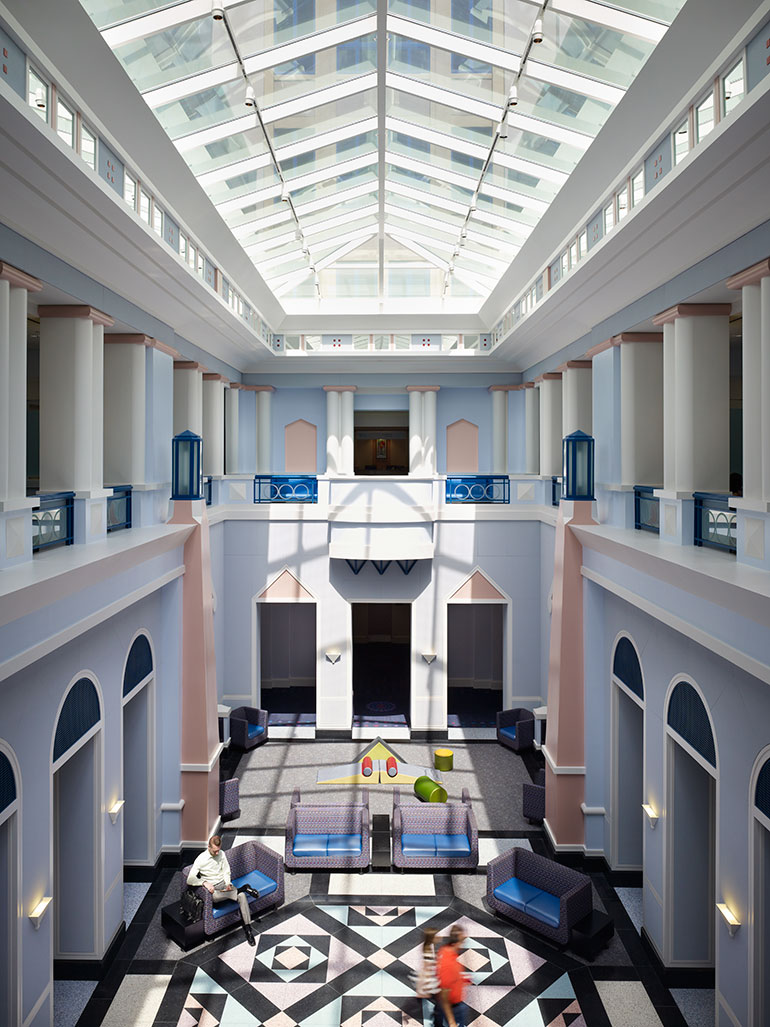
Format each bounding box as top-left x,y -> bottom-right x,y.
488,384 -> 519,392
202,372 -> 229,382
405,385 -> 440,392
726,257 -> 770,290
555,360 -> 592,372
534,372 -> 562,383
323,385 -> 357,392
613,332 -> 663,345
652,302 -> 732,326
583,338 -> 614,358
105,333 -> 153,347
38,304 -> 114,327
174,360 -> 207,372
0,261 -> 42,292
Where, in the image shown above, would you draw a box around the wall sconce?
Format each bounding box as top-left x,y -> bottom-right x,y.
717,903 -> 741,937
422,653 -> 437,664
325,651 -> 341,664
642,803 -> 658,829
29,896 -> 52,930
108,799 -> 125,825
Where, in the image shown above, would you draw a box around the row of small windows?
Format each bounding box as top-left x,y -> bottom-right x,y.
494,47 -> 751,344
21,57 -> 272,346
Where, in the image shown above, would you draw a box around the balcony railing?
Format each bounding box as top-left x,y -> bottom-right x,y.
634,486 -> 660,534
551,476 -> 561,507
107,485 -> 132,533
204,476 -> 212,506
32,492 -> 74,552
254,475 -> 318,503
693,492 -> 736,554
445,476 -> 510,504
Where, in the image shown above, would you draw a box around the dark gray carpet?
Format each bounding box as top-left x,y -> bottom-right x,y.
231,740 -> 532,832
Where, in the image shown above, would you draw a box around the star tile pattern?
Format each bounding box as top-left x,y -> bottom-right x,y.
165,899 -> 590,1027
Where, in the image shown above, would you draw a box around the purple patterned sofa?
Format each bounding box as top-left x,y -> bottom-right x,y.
392,787 -> 478,871
284,788 -> 370,872
496,708 -> 535,753
487,847 -> 592,946
181,840 -> 284,938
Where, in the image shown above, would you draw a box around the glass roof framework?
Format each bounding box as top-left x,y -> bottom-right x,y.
83,0 -> 684,311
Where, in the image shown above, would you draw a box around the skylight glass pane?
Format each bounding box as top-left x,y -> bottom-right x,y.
280,130 -> 377,181
388,34 -> 504,106
79,0 -> 176,30
537,10 -> 655,90
228,0 -> 377,56
293,167 -> 378,208
267,89 -> 377,147
388,0 -> 532,56
388,163 -> 473,206
256,35 -> 377,111
497,127 -> 583,175
155,78 -> 251,140
517,75 -> 612,137
387,89 -> 494,147
603,0 -> 686,21
303,193 -> 379,228
183,126 -> 270,176
206,164 -> 281,206
113,16 -> 236,93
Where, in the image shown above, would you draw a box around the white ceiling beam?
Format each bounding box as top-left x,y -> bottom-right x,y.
295,179 -> 379,218
232,207 -> 293,238
176,112 -> 259,154
304,203 -> 380,238
273,268 -> 314,296
549,0 -> 667,42
143,62 -> 240,110
262,72 -> 378,125
243,16 -> 377,75
316,231 -> 379,271
386,14 -> 521,73
385,179 -> 468,217
102,0 -> 215,47
525,59 -> 625,105
217,182 -> 282,216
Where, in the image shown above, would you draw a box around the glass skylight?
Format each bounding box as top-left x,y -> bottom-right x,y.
82,0 -> 685,312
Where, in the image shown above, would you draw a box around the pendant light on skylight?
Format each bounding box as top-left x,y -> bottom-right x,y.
211,0 -> 224,21
532,16 -> 544,43
507,82 -> 519,108
497,114 -> 509,139
281,183 -> 290,203
244,84 -> 256,109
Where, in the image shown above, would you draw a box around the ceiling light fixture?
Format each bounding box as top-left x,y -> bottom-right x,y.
497,115 -> 509,139
532,16 -> 544,43
508,82 -> 519,108
244,84 -> 256,108
281,184 -> 290,202
211,1 -> 224,21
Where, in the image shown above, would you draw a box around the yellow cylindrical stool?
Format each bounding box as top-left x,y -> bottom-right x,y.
434,748 -> 453,772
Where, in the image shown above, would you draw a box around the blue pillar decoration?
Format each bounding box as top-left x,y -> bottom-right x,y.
562,430 -> 595,501
172,430 -> 202,500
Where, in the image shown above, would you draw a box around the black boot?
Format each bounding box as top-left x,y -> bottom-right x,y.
243,922 -> 255,946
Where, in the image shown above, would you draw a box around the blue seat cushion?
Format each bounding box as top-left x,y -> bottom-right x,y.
247,723 -> 265,739
493,876 -> 542,912
500,726 -> 517,741
233,869 -> 277,899
293,833 -> 328,857
326,833 -> 362,855
434,833 -> 471,857
525,890 -> 561,928
211,897 -> 239,918
401,833 -> 437,857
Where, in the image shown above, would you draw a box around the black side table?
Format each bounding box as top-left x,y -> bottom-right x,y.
371,813 -> 391,869
569,910 -> 614,961
161,901 -> 206,951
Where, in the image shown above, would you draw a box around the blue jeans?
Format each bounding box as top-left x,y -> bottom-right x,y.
441,1002 -> 467,1027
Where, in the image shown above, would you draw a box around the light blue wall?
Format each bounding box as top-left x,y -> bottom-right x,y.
146,348 -> 173,485
592,347 -> 621,485
272,388 -> 326,473
508,390 -> 526,473
436,388 -> 493,474
354,393 -> 409,412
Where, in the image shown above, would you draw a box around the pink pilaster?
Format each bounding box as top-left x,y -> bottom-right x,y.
544,501 -> 596,847
168,500 -> 220,843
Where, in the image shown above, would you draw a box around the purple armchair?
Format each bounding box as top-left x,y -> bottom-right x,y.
522,769 -> 545,823
181,840 -> 284,938
230,706 -> 268,751
487,847 -> 592,946
284,787 -> 370,872
496,707 -> 535,753
392,787 -> 478,871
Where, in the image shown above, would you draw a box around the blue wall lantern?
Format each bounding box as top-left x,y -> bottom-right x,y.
171,430 -> 202,500
562,430 -> 595,501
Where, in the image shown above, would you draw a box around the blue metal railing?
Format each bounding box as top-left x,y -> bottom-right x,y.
32,492 -> 74,552
693,492 -> 736,554
551,476 -> 561,507
634,486 -> 660,534
204,476 -> 212,506
445,476 -> 510,504
107,485 -> 132,532
254,475 -> 318,503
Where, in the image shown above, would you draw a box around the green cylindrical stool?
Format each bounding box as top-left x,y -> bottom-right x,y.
414,775 -> 448,803
434,748 -> 453,772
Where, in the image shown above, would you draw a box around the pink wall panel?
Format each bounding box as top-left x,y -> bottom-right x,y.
446,419 -> 478,473
285,419 -> 317,473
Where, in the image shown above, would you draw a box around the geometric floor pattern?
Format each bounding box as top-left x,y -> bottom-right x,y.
161,899 -> 590,1027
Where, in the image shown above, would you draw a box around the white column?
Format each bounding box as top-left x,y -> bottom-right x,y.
0,266 -> 41,507
408,388 -> 423,475
741,283 -> 761,501
525,384 -> 540,474
561,362 -> 592,435
490,387 -> 508,474
673,310 -> 730,493
762,276 -> 770,500
225,384 -> 240,474
619,336 -> 663,486
39,306 -> 113,495
257,389 -> 272,474
538,375 -> 562,477
173,362 -> 203,437
340,389 -> 355,476
103,337 -> 147,485
202,375 -> 226,477
325,388 -> 340,475
422,388 -> 438,476
662,321 -> 677,491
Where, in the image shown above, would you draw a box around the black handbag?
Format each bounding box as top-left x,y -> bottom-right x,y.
180,886 -> 203,923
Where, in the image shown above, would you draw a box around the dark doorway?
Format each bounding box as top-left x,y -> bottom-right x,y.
354,411 -> 409,475
259,604 -> 316,718
446,604 -> 503,726
352,603 -> 410,724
